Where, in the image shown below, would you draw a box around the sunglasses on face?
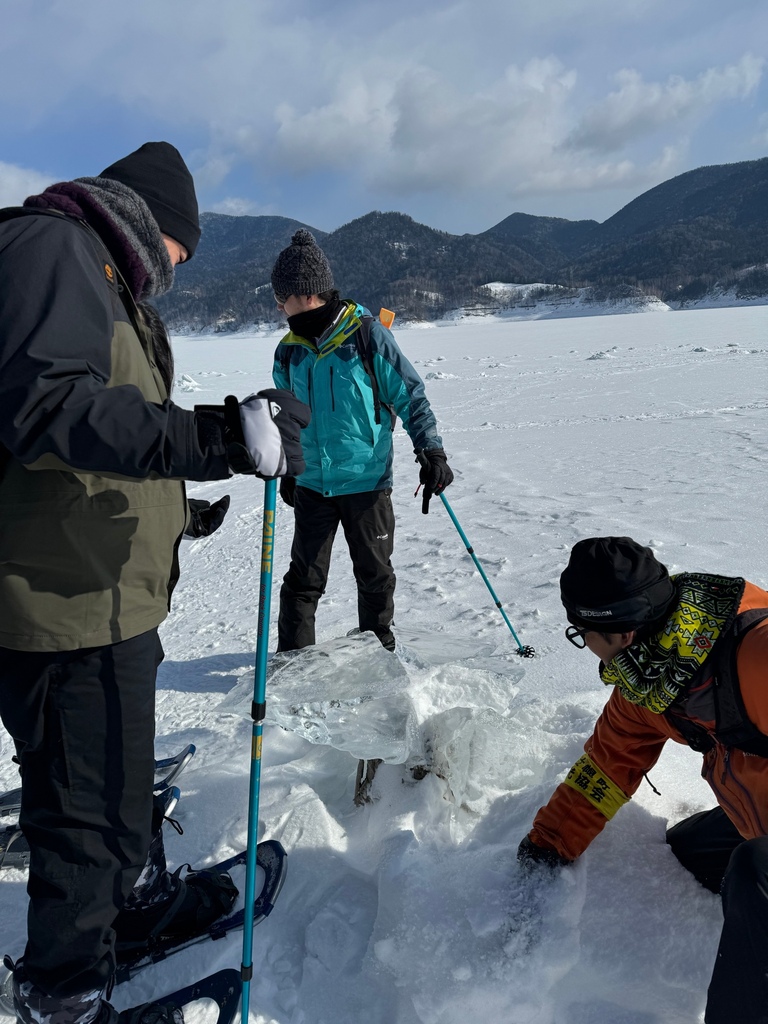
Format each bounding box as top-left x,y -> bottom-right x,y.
274,292 -> 288,306
565,625 -> 590,649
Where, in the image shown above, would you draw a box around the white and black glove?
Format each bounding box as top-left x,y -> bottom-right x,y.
223,389 -> 310,478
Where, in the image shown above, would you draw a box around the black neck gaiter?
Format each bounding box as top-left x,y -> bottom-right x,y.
288,296 -> 344,342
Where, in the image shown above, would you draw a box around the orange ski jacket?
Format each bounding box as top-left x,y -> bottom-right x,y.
529,580 -> 768,862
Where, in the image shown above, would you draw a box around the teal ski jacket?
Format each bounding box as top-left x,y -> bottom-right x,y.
272,301 -> 443,497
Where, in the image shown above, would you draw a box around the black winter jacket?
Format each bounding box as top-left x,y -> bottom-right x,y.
0,209 -> 229,651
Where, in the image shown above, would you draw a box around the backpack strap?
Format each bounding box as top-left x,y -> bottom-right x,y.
355,316 -> 382,425
665,711 -> 715,753
355,316 -> 395,428
712,607 -> 768,755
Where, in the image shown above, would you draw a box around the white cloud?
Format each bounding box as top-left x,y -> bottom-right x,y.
273,68 -> 400,171
568,55 -> 764,153
517,144 -> 685,197
191,155 -> 236,191
274,57 -> 579,193
209,196 -> 278,216
269,57 -> 698,202
0,162 -> 55,208
1,0 -> 766,225
753,113 -> 768,149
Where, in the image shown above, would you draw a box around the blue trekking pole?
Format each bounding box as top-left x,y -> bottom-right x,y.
240,478 -> 277,1024
415,452 -> 535,658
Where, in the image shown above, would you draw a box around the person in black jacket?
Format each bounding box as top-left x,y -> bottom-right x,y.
0,142 -> 310,1024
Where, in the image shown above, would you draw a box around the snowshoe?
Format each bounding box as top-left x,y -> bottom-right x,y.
0,964 -> 13,1018
0,745 -> 195,827
116,1002 -> 183,1024
153,745 -> 196,793
117,970 -> 240,1024
0,965 -> 239,1024
114,864 -> 238,961
114,840 -> 288,983
0,789 -> 181,876
0,827 -> 29,870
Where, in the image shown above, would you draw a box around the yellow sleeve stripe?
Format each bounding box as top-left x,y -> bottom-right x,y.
563,753 -> 630,820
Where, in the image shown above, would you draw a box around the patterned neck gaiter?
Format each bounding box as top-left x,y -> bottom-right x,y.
600,573 -> 745,714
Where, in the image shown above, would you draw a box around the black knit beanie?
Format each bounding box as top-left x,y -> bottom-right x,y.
560,537 -> 676,632
99,142 -> 201,258
271,229 -> 334,297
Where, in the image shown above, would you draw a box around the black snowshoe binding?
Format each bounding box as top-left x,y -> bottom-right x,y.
2,956 -> 239,1024
115,1002 -> 184,1024
114,864 -> 239,961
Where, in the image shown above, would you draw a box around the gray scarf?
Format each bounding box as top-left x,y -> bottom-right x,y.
74,177 -> 174,299
25,176 -> 174,300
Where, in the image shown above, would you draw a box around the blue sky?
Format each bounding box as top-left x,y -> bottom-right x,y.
1,0 -> 766,235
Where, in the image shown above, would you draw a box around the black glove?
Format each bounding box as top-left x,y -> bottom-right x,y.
223,389 -> 311,478
185,495 -> 231,538
279,476 -> 297,507
517,836 -> 571,872
415,448 -> 454,513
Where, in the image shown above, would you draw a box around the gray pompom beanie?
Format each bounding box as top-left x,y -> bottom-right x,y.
271,229 -> 334,297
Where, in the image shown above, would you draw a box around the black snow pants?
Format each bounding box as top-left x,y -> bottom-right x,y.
667,807 -> 768,1024
277,485 -> 396,652
0,629 -> 160,998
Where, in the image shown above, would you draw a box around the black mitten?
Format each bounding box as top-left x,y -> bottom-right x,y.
517,835 -> 571,871
280,477 -> 297,507
415,448 -> 454,513
418,448 -> 454,495
185,495 -> 231,538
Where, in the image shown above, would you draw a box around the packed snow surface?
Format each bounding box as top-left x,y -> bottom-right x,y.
2,306 -> 768,1023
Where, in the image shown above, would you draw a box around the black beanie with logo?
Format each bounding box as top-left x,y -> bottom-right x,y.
560,537 -> 676,632
99,142 -> 201,258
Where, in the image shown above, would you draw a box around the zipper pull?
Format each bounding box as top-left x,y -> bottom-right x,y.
721,748 -> 730,784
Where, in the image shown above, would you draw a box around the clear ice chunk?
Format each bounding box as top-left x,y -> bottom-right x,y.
221,632 -> 418,763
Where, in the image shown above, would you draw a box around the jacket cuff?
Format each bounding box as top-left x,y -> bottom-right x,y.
193,406 -> 227,451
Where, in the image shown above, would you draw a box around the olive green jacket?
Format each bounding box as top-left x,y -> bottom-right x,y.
0,211 -> 229,651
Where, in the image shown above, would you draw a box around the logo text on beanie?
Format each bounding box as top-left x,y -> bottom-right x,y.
578,609 -> 614,618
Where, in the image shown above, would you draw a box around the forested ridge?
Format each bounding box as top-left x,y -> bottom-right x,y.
156,157 -> 768,330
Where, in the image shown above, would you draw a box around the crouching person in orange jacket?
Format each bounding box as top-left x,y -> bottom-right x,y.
518,537 -> 768,1024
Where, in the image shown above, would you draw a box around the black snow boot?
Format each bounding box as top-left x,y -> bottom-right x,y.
3,958 -> 186,1024
114,864 -> 238,959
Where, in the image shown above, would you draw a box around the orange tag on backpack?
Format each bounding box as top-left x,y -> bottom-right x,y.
379,308 -> 395,329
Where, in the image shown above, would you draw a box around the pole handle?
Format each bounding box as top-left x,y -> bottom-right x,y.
414,449 -> 431,514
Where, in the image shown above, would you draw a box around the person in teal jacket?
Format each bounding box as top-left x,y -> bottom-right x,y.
271,229 -> 453,652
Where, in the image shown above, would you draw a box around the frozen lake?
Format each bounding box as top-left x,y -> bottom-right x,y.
2,304 -> 767,1024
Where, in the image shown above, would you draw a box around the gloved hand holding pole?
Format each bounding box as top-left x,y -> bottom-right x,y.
416,447 -> 454,513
